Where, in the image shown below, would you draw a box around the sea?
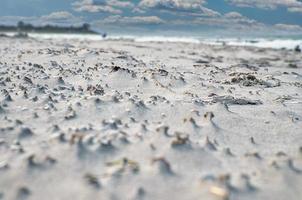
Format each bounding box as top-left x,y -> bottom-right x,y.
3,32 -> 302,50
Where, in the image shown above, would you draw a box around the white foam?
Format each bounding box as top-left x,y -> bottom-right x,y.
29,33 -> 105,40
133,36 -> 200,44
202,38 -> 302,49
4,32 -> 301,50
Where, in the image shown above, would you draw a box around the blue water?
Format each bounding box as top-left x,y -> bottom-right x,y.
3,31 -> 302,50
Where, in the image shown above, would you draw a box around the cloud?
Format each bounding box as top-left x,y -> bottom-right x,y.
139,0 -> 206,9
40,11 -> 84,25
0,12 -> 84,26
224,11 -> 244,18
137,0 -> 220,17
40,11 -> 76,21
287,6 -> 302,12
73,0 -> 122,14
72,0 -> 134,14
190,12 -> 263,30
108,0 -> 135,8
96,15 -> 165,25
226,0 -> 302,13
274,23 -> 302,31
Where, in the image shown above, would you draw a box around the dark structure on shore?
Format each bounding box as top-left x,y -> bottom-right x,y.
0,21 -> 98,34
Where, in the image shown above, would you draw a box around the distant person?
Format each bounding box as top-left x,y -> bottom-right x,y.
295,45 -> 301,52
102,33 -> 107,39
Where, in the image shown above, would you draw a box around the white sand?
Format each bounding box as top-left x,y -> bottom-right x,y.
0,36 -> 302,200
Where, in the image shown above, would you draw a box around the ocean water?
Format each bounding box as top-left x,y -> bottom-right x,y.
3,32 -> 302,50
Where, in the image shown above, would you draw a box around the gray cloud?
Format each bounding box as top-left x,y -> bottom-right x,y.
226,0 -> 302,13
224,11 -> 244,18
274,23 -> 302,31
73,0 -> 134,14
137,0 -> 220,17
191,12 -> 264,30
40,11 -> 84,25
96,15 -> 165,25
108,0 -> 135,8
41,11 -> 76,21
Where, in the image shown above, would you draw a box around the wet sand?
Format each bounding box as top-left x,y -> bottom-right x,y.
0,36 -> 302,200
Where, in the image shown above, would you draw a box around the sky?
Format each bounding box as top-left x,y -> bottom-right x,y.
1,0 -> 302,36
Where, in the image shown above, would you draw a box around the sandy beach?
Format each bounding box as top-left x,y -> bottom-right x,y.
0,36 -> 302,200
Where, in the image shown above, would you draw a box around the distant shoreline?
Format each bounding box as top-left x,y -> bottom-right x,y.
0,30 -> 98,35
0,30 -> 301,50
0,22 -> 99,35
